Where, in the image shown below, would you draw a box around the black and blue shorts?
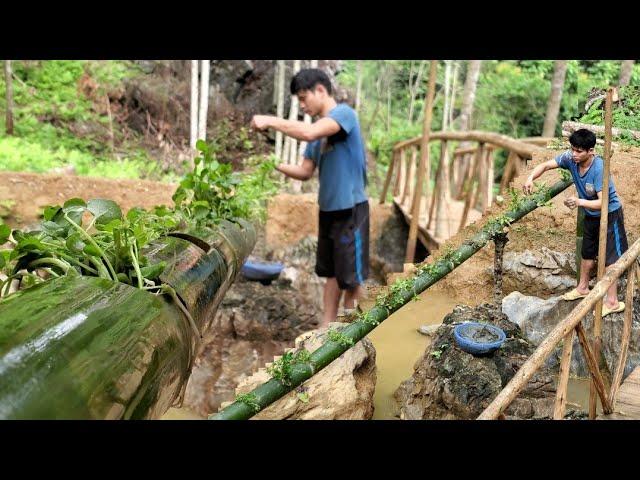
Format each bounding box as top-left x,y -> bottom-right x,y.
582,207 -> 628,267
316,201 -> 369,290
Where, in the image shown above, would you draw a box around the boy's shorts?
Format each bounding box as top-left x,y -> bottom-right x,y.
316,201 -> 369,290
582,207 -> 629,267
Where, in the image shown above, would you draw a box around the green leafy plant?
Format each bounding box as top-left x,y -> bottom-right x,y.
327,328 -> 355,347
235,393 -> 261,413
266,349 -> 312,387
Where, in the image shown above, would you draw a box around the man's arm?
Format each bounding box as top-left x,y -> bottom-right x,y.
276,158 -> 316,181
523,159 -> 560,194
251,115 -> 341,142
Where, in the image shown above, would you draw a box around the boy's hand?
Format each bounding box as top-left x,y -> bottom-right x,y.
250,115 -> 273,131
523,177 -> 535,195
564,196 -> 580,209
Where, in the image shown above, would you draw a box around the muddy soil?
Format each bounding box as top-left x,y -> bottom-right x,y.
0,171 -> 176,228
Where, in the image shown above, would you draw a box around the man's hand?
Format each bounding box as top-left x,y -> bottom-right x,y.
523,177 -> 535,195
564,196 -> 581,209
250,115 -> 273,131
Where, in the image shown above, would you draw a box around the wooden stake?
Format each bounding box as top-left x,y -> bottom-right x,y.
405,60 -> 437,263
379,150 -> 397,204
609,261 -> 636,407
576,323 -> 613,414
590,87 -> 614,419
458,143 -> 483,232
553,329 -> 575,419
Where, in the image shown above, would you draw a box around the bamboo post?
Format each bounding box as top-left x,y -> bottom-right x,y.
396,148 -> 407,198
499,151 -> 517,193
405,60 -> 437,263
609,261 -> 636,407
427,141 -> 444,230
589,87 -> 614,419
404,151 -> 417,209
485,149 -> 494,210
478,236 -> 639,420
393,148 -> 407,197
553,329 -> 575,419
576,207 -> 585,279
379,150 -> 398,204
458,143 -> 484,232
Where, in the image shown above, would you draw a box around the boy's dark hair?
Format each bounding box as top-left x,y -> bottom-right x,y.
569,129 -> 597,150
290,68 -> 333,96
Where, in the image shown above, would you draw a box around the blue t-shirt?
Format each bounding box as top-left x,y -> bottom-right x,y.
555,151 -> 621,217
304,104 -> 368,212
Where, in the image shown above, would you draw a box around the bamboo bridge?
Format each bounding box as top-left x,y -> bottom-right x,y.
378,130 -> 553,253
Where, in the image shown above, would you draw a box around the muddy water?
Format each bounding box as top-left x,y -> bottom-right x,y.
364,290 -> 460,420
566,377 -> 602,414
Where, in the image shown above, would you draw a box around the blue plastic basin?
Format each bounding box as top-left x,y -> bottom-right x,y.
241,260 -> 284,284
453,322 -> 506,355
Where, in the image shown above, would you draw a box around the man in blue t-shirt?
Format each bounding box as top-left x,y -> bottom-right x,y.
251,68 -> 369,327
523,128 -> 628,317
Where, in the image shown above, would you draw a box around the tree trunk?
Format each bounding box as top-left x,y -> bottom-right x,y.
386,66 -> 392,132
408,60 -> 426,124
449,61 -> 459,129
286,60 -> 301,166
197,60 -> 210,141
619,60 -> 634,86
455,60 -> 482,196
458,60 -> 482,132
4,60 -> 14,136
542,60 -> 568,137
442,60 -> 451,131
275,60 -> 286,159
355,60 -> 363,113
190,60 -> 199,148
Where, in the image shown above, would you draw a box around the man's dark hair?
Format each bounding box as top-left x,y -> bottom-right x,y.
290,68 -> 333,96
569,129 -> 597,150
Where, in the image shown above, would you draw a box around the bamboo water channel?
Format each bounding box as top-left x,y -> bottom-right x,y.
213,177 -> 573,420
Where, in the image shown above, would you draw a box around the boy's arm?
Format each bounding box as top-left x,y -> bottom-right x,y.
523,159 -> 561,194
566,191 -> 602,211
251,115 -> 341,142
276,158 -> 316,181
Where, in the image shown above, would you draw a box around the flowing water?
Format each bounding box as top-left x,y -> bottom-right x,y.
365,290 -> 460,420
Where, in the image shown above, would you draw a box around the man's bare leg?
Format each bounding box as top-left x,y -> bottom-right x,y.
343,284 -> 364,310
576,258 -> 595,295
321,277 -> 342,328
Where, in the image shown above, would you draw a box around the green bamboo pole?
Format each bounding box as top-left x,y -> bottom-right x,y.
212,178 -> 574,420
0,220 -> 256,419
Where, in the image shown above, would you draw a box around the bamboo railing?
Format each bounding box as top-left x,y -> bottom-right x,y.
378,131 -> 552,256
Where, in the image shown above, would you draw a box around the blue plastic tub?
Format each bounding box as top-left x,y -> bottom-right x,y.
241,260 -> 284,285
453,322 -> 506,355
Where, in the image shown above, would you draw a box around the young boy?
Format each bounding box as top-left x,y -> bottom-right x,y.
251,68 -> 369,327
523,128 -> 629,317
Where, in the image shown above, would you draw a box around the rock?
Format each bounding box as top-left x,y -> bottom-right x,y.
502,248 -> 577,296
502,285 -> 640,379
418,324 -> 441,336
182,277 -> 320,416
48,165 -> 77,176
232,322 -> 376,420
394,303 -> 557,420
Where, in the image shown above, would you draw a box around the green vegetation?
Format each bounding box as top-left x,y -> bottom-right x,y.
0,60 -> 161,179
266,349 -> 312,387
0,137 -> 279,299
